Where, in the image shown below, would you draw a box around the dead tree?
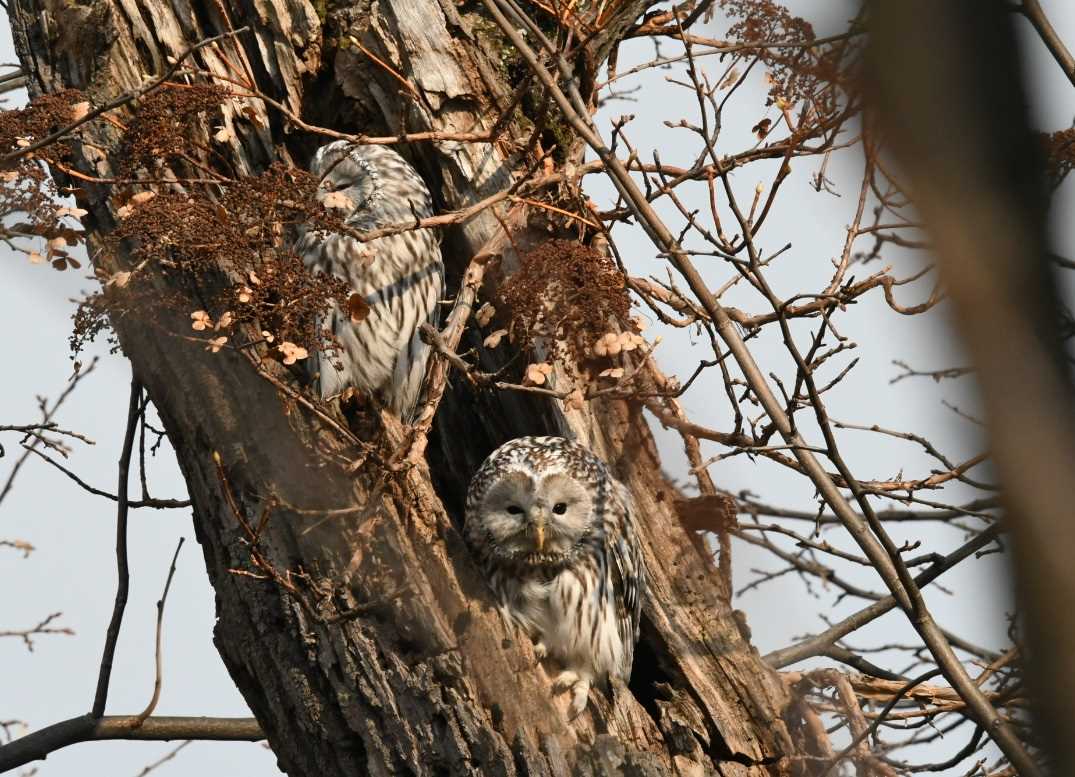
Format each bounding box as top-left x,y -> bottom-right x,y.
3,0 -> 808,774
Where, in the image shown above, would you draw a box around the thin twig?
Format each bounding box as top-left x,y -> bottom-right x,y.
1018,0 -> 1075,86
22,446 -> 191,509
134,538 -> 185,726
819,668 -> 944,777
764,525 -> 1002,668
0,359 -> 98,506
0,612 -> 74,651
131,740 -> 193,777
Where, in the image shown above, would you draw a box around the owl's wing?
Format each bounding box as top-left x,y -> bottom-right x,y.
297,144 -> 444,416
608,483 -> 646,680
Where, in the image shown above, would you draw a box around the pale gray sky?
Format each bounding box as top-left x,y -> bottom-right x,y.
3,3 -> 1073,775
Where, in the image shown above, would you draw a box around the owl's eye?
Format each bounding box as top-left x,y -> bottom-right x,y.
552,502 -> 568,515
506,505 -> 524,515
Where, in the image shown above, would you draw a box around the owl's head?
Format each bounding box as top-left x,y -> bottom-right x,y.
466,437 -> 603,569
309,141 -> 380,213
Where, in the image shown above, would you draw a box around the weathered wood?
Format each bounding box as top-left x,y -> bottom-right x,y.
9,0 -> 808,773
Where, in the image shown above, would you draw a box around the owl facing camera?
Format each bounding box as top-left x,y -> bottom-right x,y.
464,436 -> 647,718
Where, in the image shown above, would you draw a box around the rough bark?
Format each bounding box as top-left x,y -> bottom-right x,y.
10,0 -> 812,773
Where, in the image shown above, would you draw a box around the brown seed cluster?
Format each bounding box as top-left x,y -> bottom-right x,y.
496,238 -> 632,369
719,0 -> 849,114
102,162 -> 351,355
117,84 -> 230,174
1042,128 -> 1075,190
0,88 -> 84,164
70,293 -> 118,356
0,90 -> 88,269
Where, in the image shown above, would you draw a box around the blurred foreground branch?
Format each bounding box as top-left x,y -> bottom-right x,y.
868,2 -> 1075,774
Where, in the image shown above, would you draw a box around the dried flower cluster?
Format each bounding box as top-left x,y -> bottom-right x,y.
4,82 -> 364,368
494,238 -> 633,372
92,161 -> 351,358
719,0 -> 851,117
117,83 -> 230,174
0,90 -> 89,270
1041,128 -> 1075,189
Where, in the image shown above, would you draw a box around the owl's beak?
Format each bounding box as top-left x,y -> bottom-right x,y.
533,517 -> 546,552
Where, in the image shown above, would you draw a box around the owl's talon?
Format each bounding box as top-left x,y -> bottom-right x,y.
533,641 -> 548,661
551,670 -> 579,693
567,677 -> 592,719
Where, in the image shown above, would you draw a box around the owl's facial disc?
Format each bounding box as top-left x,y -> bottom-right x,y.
480,470 -> 593,565
534,473 -> 592,556
312,149 -> 376,211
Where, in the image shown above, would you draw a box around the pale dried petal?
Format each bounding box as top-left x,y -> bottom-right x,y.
618,332 -> 645,351
191,310 -> 212,331
475,302 -> 496,327
322,191 -> 355,211
483,329 -> 508,349
563,388 -> 585,411
106,271 -> 131,288
70,102 -> 91,122
277,341 -> 309,365
594,332 -> 621,357
524,362 -> 553,385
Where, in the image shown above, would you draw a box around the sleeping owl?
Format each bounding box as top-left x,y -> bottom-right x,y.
464,436 -> 647,717
296,140 -> 444,419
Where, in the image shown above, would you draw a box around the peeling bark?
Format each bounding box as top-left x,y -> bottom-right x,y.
9,0 -> 811,773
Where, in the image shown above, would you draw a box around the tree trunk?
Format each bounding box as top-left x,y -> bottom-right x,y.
9,0 -> 812,773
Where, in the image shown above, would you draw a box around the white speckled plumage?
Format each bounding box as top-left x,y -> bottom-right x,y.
296,140 -> 444,418
465,436 -> 646,717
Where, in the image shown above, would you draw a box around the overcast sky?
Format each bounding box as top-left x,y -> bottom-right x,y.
3,3 -> 1073,775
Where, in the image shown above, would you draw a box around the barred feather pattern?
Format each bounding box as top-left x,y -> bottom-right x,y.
464,436 -> 646,717
296,141 -> 444,418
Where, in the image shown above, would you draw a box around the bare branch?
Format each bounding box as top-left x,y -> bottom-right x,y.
22,445 -> 191,509
91,378 -> 141,718
0,716 -> 262,772
765,525 -> 1002,668
0,358 -> 98,507
131,740 -> 192,777
0,612 -> 74,651
1017,0 -> 1075,86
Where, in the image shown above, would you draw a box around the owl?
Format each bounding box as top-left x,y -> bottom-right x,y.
464,436 -> 646,717
296,140 -> 444,419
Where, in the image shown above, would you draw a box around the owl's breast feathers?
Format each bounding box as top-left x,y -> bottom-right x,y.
464,436 -> 648,692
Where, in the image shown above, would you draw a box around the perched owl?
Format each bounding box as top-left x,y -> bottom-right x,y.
465,436 -> 646,717
296,140 -> 444,418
